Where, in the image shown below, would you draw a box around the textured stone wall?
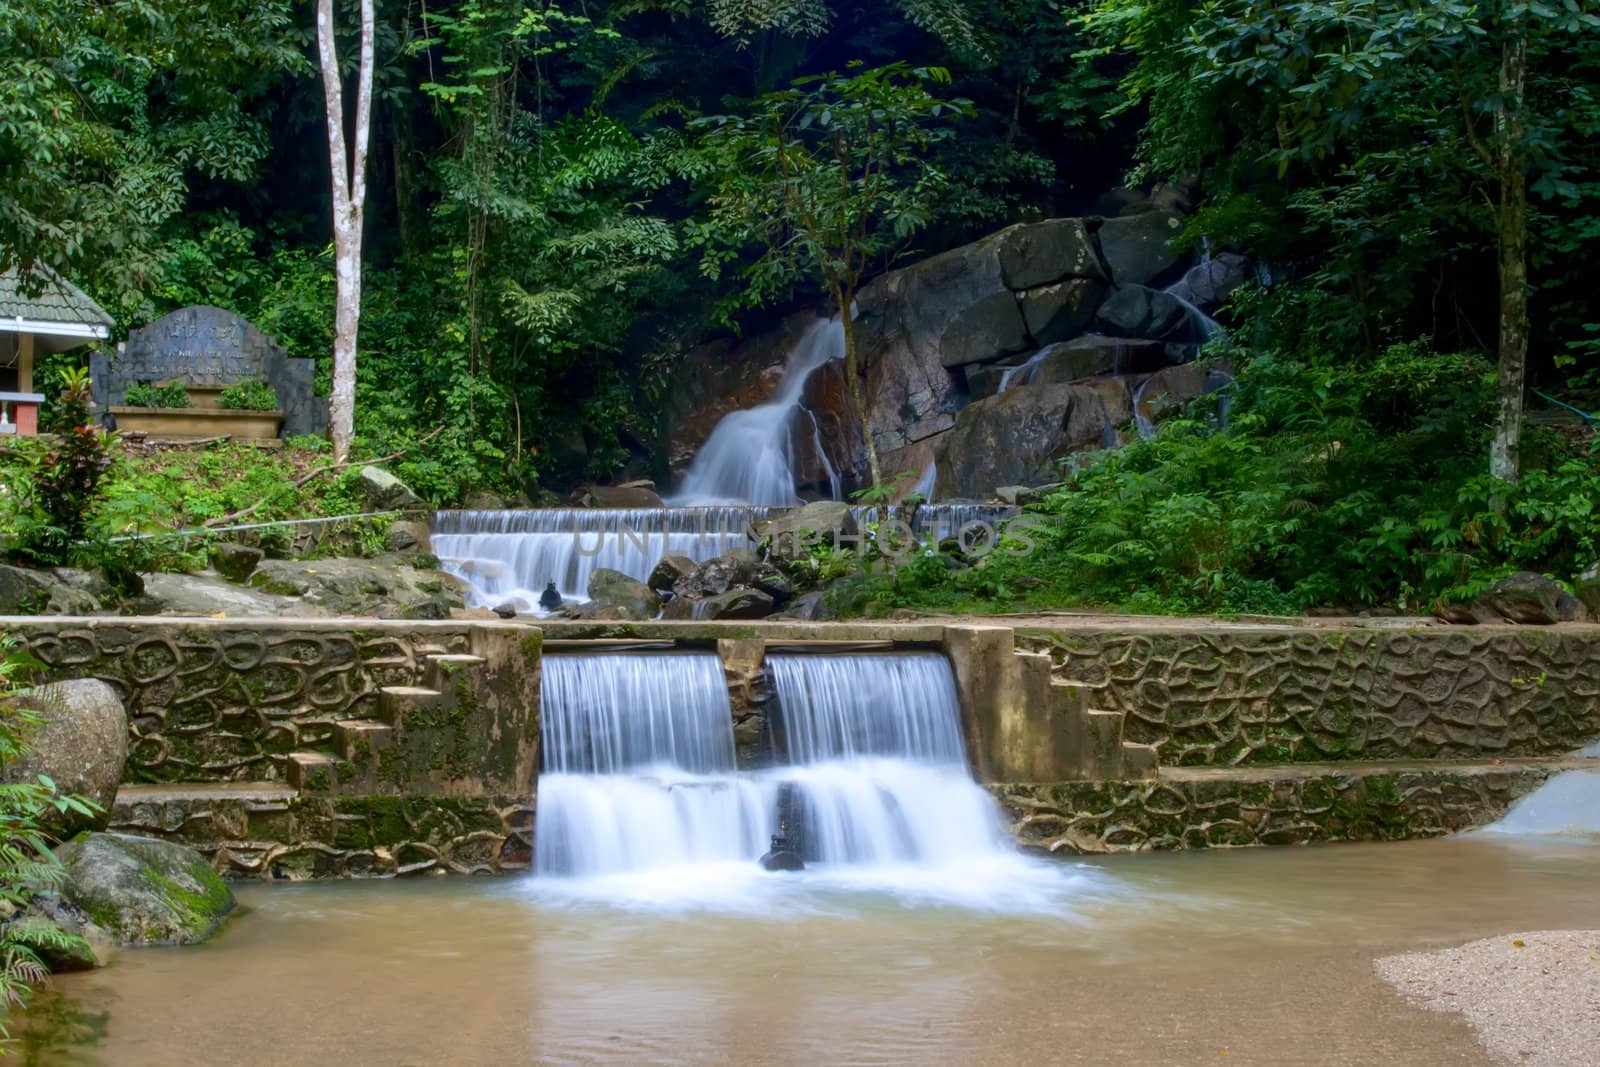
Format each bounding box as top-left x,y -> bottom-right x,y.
111,786 -> 534,879
993,763 -> 1560,855
9,618 -> 536,784
1015,626 -> 1600,765
92,305 -> 327,436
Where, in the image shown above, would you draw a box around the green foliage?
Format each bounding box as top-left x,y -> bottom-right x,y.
121,382 -> 192,410
0,637 -> 98,1042
855,345 -> 1598,616
217,381 -> 278,412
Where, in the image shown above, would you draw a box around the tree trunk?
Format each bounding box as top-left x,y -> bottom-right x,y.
838,293 -> 882,489
1489,32 -> 1528,485
317,0 -> 375,463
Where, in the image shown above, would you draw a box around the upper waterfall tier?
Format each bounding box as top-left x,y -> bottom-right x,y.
672,317 -> 844,506
768,652 -> 967,765
540,653 -> 737,775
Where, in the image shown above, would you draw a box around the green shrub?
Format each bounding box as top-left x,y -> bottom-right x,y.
217,380 -> 278,411
4,369 -> 116,566
122,381 -> 191,409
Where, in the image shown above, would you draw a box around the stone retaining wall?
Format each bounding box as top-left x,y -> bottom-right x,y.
7,617 -> 540,784
993,761 -> 1570,855
1015,626 -> 1600,765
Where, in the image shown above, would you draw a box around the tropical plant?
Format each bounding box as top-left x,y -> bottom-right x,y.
122,382 -> 192,410
217,380 -> 278,412
6,369 -> 118,566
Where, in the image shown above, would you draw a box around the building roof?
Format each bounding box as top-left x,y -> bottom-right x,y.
0,265 -> 115,332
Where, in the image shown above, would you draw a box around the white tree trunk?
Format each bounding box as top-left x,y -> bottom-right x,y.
317,0 -> 375,463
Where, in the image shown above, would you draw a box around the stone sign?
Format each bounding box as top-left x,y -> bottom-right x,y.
90,305 -> 327,437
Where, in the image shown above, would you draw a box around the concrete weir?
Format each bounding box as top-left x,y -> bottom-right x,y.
5,614 -> 1598,877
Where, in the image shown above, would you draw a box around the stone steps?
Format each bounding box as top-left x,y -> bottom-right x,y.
289,652 -> 490,796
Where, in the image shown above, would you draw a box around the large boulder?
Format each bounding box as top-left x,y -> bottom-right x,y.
647,554 -> 697,592
995,219 -> 1107,289
696,588 -> 776,620
208,543 -> 263,583
57,833 -> 235,945
1096,285 -> 1193,341
353,466 -> 425,513
1171,253 -> 1251,308
2,680 -> 127,835
1096,211 -> 1185,287
1018,278 -> 1108,346
935,380 -> 1133,499
586,568 -> 661,619
993,335 -> 1170,396
1474,572 -> 1590,625
673,552 -> 758,600
138,572 -> 306,617
1134,362 -> 1234,427
0,564 -> 101,615
582,482 -> 666,508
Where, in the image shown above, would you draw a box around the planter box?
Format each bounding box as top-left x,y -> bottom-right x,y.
110,406 -> 285,442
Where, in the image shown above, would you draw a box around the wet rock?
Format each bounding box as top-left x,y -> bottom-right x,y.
1096,285 -> 1192,341
697,588 -> 776,620
771,589 -> 829,621
935,380 -> 1133,499
354,466 -> 425,513
57,833 -> 236,945
647,554 -> 697,592
209,543 -> 263,583
1173,253 -> 1250,308
462,488 -> 510,510
491,602 -> 520,619
1096,211 -> 1185,287
1,680 -> 126,836
995,218 -> 1107,289
1007,336 -> 1169,393
752,565 -> 796,606
674,553 -> 759,600
586,568 -> 662,620
1018,278 -> 1108,346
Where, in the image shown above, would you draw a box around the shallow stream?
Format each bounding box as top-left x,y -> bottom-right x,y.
23,836 -> 1600,1065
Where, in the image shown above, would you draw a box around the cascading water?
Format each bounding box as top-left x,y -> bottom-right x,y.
533,648 -> 1082,912
1474,740 -> 1600,840
432,506 -> 777,607
534,654 -> 769,877
673,317 -> 844,506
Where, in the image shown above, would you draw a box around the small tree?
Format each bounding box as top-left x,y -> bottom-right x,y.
317,0 -> 376,462
694,63 -> 970,488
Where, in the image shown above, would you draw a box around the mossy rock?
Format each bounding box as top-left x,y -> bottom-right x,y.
57,833 -> 235,946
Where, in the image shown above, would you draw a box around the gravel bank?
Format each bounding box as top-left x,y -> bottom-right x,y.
1376,930 -> 1600,1066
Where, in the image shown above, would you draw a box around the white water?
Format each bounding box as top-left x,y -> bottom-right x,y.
533,650 -> 1074,913
673,317 -> 844,506
432,506 -> 775,607
1475,741 -> 1600,840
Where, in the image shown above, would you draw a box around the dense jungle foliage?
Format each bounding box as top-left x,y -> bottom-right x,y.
2,0 -> 1597,613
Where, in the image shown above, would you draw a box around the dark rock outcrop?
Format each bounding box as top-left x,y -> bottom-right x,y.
995,218 -> 1107,289
647,554 -> 696,592
1096,285 -> 1192,342
696,588 -> 775,620
354,466 -> 425,513
673,553 -> 758,600
1096,211 -> 1185,286
1018,278 -> 1109,346
57,833 -> 236,945
935,380 -> 1132,499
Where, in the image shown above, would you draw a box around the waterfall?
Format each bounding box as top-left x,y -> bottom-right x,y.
431,506 -> 776,607
534,649 -> 1040,901
673,317 -> 844,506
1475,742 -> 1600,840
912,461 -> 936,503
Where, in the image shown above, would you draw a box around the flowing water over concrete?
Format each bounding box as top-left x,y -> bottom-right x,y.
673,317 -> 843,506
533,650 -> 1053,907
432,506 -> 776,607
29,838 -> 1600,1065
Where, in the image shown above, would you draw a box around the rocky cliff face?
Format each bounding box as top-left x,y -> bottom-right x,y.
662,191 -> 1245,500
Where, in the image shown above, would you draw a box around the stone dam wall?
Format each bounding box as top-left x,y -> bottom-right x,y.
4,616 -> 1596,875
